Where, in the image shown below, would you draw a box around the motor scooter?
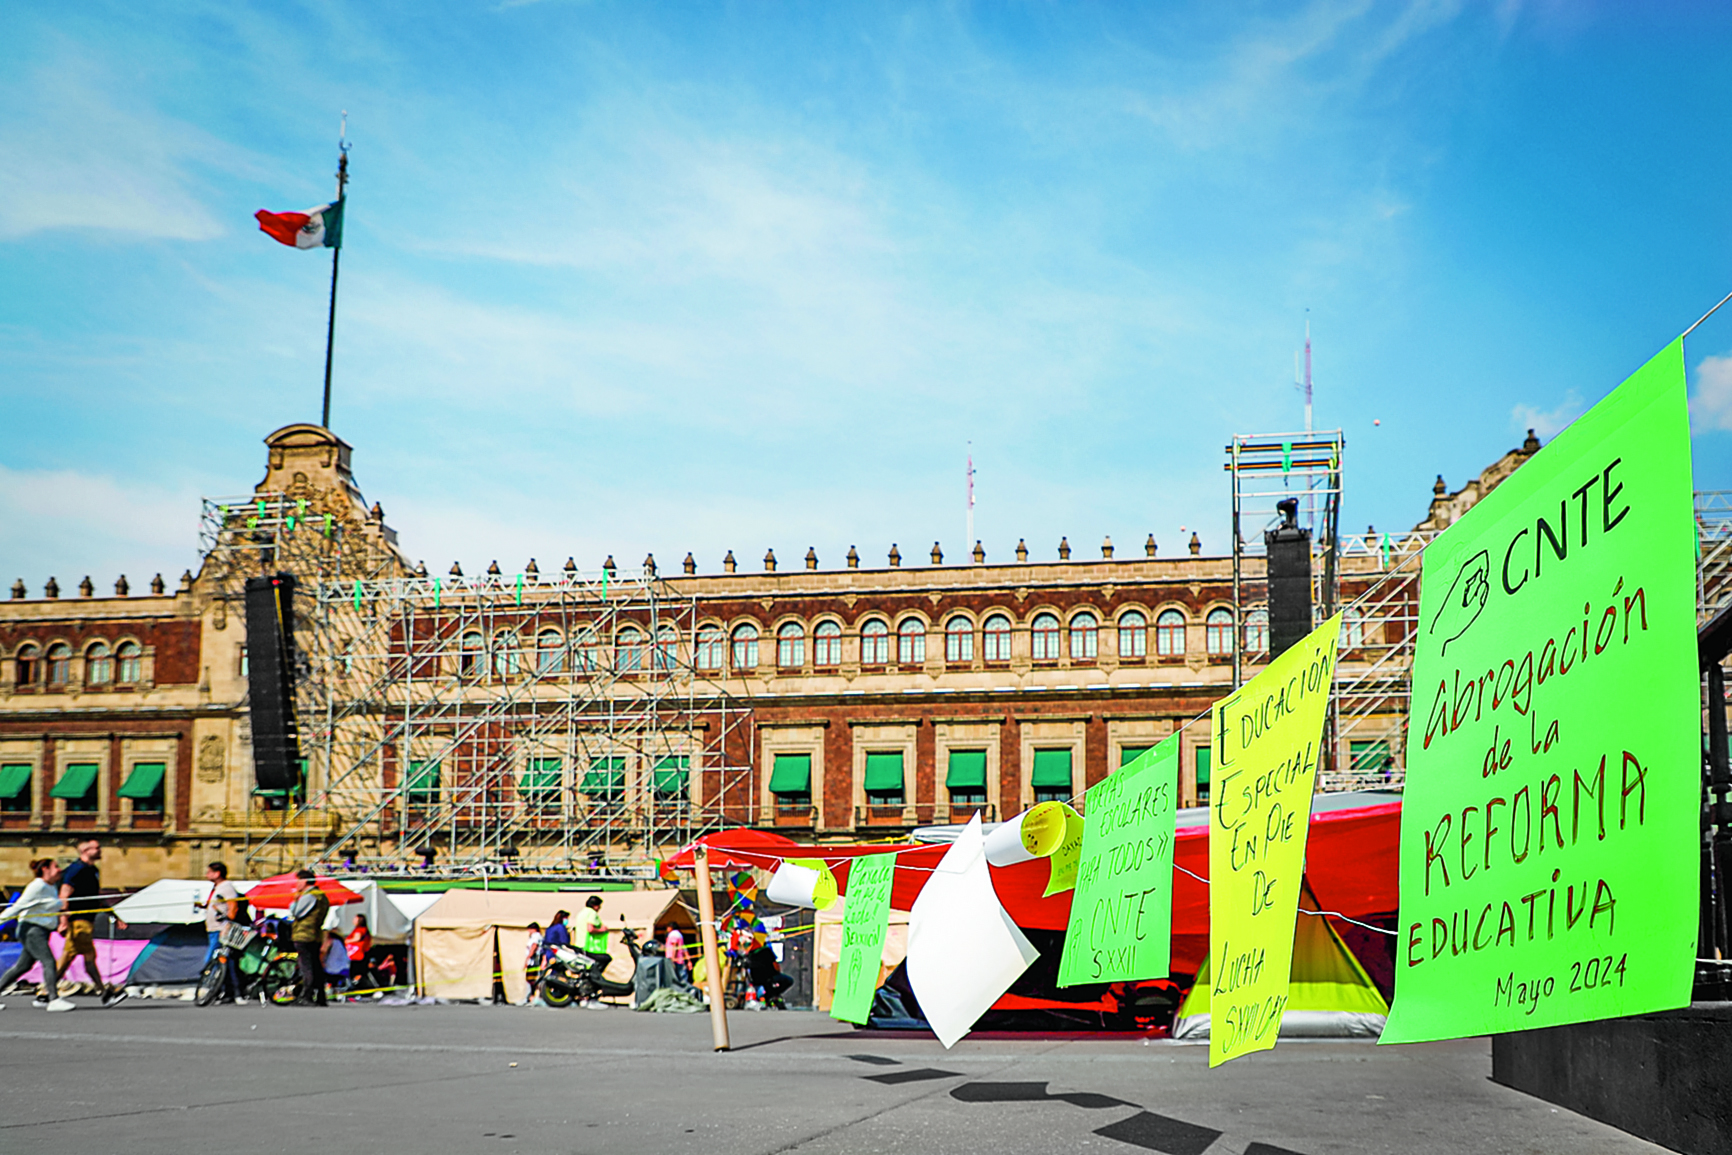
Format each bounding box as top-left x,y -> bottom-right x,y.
541,921 -> 640,1007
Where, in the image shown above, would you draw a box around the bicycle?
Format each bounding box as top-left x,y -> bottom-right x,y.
195,923 -> 302,1007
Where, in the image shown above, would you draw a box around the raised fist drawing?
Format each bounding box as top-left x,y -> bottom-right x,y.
1428,548 -> 1490,658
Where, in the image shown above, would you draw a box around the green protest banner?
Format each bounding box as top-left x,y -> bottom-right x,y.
1381,340 -> 1699,1044
1208,613 -> 1342,1066
830,851 -> 898,1025
1057,734 -> 1178,986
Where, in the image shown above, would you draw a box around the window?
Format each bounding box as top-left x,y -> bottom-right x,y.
777,622 -> 805,669
1195,746 -> 1211,804
945,616 -> 974,663
864,751 -> 905,806
1155,610 -> 1186,657
521,758 -> 562,813
730,624 -> 759,672
118,762 -> 166,810
1031,613 -> 1061,661
1069,612 -> 1098,661
15,644 -> 39,687
1119,745 -> 1153,768
897,618 -> 926,665
860,619 -> 889,665
813,620 -> 842,666
493,632 -> 521,678
51,763 -> 99,812
769,753 -> 812,810
458,632 -> 483,679
406,760 -> 441,806
85,642 -> 113,686
45,643 -> 71,686
1342,608 -> 1368,651
0,764 -> 31,813
536,629 -> 564,675
983,614 -> 1013,662
574,628 -> 601,673
652,755 -> 689,800
582,756 -> 625,803
946,749 -> 987,806
616,626 -> 645,672
1118,611 -> 1147,659
1205,609 -> 1234,657
1030,748 -> 1072,804
1350,740 -> 1393,774
1244,608 -> 1270,655
654,624 -> 678,671
696,626 -> 725,671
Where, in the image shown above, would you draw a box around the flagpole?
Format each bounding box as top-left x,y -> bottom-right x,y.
322,117 -> 350,430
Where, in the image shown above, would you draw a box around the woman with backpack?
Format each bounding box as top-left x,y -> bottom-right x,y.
0,859 -> 74,1012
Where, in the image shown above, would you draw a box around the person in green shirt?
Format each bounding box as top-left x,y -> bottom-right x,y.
578,896 -> 613,1008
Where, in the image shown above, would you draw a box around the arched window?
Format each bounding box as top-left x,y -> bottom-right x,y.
574,628 -> 600,673
813,620 -> 842,666
493,632 -> 522,677
116,641 -> 141,684
860,619 -> 889,665
1155,611 -> 1186,658
15,644 -> 39,687
1244,608 -> 1270,655
730,623 -> 759,671
85,642 -> 113,686
695,626 -> 725,671
46,643 -> 72,686
1342,608 -> 1367,651
1031,613 -> 1061,661
616,626 -> 645,672
1205,609 -> 1234,657
654,624 -> 678,670
1118,611 -> 1147,659
1069,612 -> 1098,661
459,631 -> 483,679
898,618 -> 926,665
777,621 -> 805,669
945,616 -> 974,663
536,629 -> 564,675
983,614 -> 1013,662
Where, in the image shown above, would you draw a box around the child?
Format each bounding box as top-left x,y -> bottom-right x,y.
322,929 -> 351,998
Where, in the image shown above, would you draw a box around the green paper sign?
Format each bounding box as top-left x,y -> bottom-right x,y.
1057,734 -> 1178,986
1382,340 -> 1699,1044
831,851 -> 898,1025
1209,613 -> 1343,1066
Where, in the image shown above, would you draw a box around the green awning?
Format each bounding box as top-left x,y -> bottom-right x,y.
1196,746 -> 1211,788
945,750 -> 987,790
0,764 -> 30,800
406,760 -> 440,797
582,756 -> 625,794
50,763 -> 99,801
521,758 -> 561,794
652,756 -> 689,796
118,762 -> 165,800
864,752 -> 904,792
768,753 -> 811,795
1030,748 -> 1072,788
1119,745 -> 1153,768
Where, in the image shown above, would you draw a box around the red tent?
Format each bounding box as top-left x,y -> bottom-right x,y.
244,873 -> 365,910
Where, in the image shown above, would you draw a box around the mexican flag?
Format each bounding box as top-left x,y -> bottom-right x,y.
255,198 -> 344,249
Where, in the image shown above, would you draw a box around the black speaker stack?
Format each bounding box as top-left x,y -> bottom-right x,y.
244,572 -> 302,793
1265,497 -> 1313,660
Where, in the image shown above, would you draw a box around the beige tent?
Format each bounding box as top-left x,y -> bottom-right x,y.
413,889 -> 694,1003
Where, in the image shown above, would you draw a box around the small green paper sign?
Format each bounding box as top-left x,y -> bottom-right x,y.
1381,340 -> 1699,1044
830,852 -> 897,1025
1057,734 -> 1178,987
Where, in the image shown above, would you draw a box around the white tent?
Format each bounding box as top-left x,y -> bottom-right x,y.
324,880 -> 440,945
114,879 -> 255,925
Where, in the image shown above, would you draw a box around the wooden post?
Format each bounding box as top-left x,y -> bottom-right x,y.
693,846 -> 731,1052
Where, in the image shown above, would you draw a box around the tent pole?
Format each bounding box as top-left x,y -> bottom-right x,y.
694,846 -> 731,1051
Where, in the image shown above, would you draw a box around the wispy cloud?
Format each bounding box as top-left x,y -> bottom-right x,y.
1511,392 -> 1586,440
1692,353 -> 1732,434
0,464 -> 201,586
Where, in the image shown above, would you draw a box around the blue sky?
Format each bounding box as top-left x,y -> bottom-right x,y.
2,1 -> 1729,587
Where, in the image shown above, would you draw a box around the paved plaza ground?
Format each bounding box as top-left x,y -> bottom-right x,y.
0,998 -> 1666,1155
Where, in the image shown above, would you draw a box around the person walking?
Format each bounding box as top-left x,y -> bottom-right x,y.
57,839 -> 125,1007
0,859 -> 75,1012
522,921 -> 544,1006
287,871 -> 331,1006
201,861 -> 242,1003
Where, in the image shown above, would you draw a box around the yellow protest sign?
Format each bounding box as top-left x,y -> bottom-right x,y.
1207,613 -> 1342,1066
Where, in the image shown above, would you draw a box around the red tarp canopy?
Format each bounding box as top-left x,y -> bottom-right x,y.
674,797 -> 1401,979
245,873 -> 365,910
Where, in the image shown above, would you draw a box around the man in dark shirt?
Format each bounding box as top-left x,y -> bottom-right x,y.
58,839 -> 125,1007
288,870 -> 331,1006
